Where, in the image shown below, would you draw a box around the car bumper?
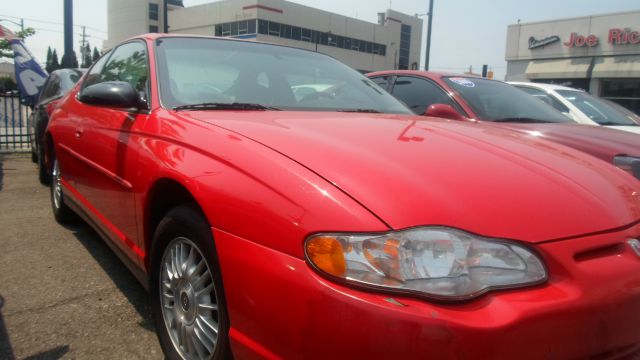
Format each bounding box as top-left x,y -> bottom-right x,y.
213,224 -> 640,360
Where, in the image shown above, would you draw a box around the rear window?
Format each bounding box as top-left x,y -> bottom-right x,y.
556,90 -> 639,126
444,77 -> 569,123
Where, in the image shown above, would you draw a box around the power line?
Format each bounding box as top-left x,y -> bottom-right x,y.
0,13 -> 106,33
28,26 -> 105,39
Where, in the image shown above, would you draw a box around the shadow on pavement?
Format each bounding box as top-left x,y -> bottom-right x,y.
23,345 -> 69,360
66,223 -> 155,332
0,295 -> 14,360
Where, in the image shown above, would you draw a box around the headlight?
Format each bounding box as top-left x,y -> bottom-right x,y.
613,156 -> 640,180
305,227 -> 547,301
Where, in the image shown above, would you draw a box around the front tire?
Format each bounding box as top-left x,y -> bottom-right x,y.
38,145 -> 50,185
50,154 -> 76,223
150,205 -> 231,360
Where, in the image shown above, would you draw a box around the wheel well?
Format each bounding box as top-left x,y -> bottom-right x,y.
145,178 -> 202,270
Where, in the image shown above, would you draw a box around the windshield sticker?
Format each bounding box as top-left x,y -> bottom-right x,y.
449,77 -> 475,88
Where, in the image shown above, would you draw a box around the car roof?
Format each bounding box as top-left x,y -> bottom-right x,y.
121,33 -> 333,58
508,82 -> 583,92
366,70 -> 483,81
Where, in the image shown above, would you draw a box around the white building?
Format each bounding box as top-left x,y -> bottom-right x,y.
505,10 -> 640,114
106,0 -> 423,73
0,62 -> 15,81
106,0 -> 185,49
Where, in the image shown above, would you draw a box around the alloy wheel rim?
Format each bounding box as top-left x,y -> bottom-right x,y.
160,237 -> 219,360
52,159 -> 62,209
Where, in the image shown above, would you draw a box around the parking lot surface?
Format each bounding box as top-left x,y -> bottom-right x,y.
0,154 -> 163,359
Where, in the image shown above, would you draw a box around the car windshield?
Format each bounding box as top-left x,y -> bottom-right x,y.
556,90 -> 639,126
155,37 -> 411,114
443,77 -> 570,123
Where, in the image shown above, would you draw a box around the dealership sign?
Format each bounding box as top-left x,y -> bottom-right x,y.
564,28 -> 640,48
528,36 -> 560,49
529,28 -> 640,49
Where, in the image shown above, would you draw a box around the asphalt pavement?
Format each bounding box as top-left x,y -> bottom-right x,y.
0,153 -> 163,359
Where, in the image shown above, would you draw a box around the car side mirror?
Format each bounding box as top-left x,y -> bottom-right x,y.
79,81 -> 141,111
424,104 -> 466,121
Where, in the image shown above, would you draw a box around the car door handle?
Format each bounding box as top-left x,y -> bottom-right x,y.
75,129 -> 83,138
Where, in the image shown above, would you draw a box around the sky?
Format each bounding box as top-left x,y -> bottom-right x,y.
1,0 -> 638,80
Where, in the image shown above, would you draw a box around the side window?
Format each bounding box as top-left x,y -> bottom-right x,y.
82,51 -> 111,89
370,76 -> 391,90
517,86 -> 569,113
100,42 -> 149,93
39,75 -> 62,102
391,76 -> 456,114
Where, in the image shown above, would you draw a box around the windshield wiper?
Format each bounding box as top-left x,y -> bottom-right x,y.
336,108 -> 383,113
173,102 -> 281,111
492,117 -> 557,123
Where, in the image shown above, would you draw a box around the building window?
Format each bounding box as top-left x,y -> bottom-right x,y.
149,3 -> 159,21
300,28 -> 311,42
258,19 -> 268,35
238,20 -> 248,35
215,20 -> 259,37
214,19 -> 387,57
149,25 -> 159,33
398,24 -> 411,70
268,21 -> 280,36
601,79 -> 640,115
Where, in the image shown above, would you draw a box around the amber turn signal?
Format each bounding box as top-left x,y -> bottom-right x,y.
305,236 -> 346,277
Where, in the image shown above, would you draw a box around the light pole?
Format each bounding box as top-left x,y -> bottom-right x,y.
425,0 -> 434,71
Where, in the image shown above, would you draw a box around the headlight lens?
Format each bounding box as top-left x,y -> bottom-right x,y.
305,227 -> 547,301
613,156 -> 640,180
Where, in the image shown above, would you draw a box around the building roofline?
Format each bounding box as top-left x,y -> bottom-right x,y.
177,0 -> 421,28
508,9 -> 640,28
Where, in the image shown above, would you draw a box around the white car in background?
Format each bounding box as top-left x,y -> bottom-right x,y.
509,82 -> 640,135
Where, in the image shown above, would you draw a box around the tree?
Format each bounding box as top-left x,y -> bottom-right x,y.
92,47 -> 100,63
0,27 -> 36,59
51,49 -> 60,71
60,50 -> 78,69
45,46 -> 55,73
45,47 -> 52,71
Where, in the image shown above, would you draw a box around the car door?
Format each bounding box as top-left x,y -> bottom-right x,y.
72,41 -> 150,264
388,76 -> 461,115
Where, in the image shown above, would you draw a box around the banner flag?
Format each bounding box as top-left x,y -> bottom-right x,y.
0,25 -> 48,107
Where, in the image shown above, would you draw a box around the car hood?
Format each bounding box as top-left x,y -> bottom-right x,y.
607,125 -> 640,135
490,123 -> 640,163
179,111 -> 640,243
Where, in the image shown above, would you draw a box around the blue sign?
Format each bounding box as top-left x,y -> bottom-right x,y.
9,38 -> 48,106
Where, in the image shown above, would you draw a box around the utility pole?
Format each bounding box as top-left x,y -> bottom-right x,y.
424,0 -> 434,71
163,0 -> 169,33
79,26 -> 91,67
0,18 -> 25,37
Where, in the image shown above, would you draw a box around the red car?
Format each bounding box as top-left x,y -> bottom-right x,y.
367,70 -> 640,180
47,34 -> 640,360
